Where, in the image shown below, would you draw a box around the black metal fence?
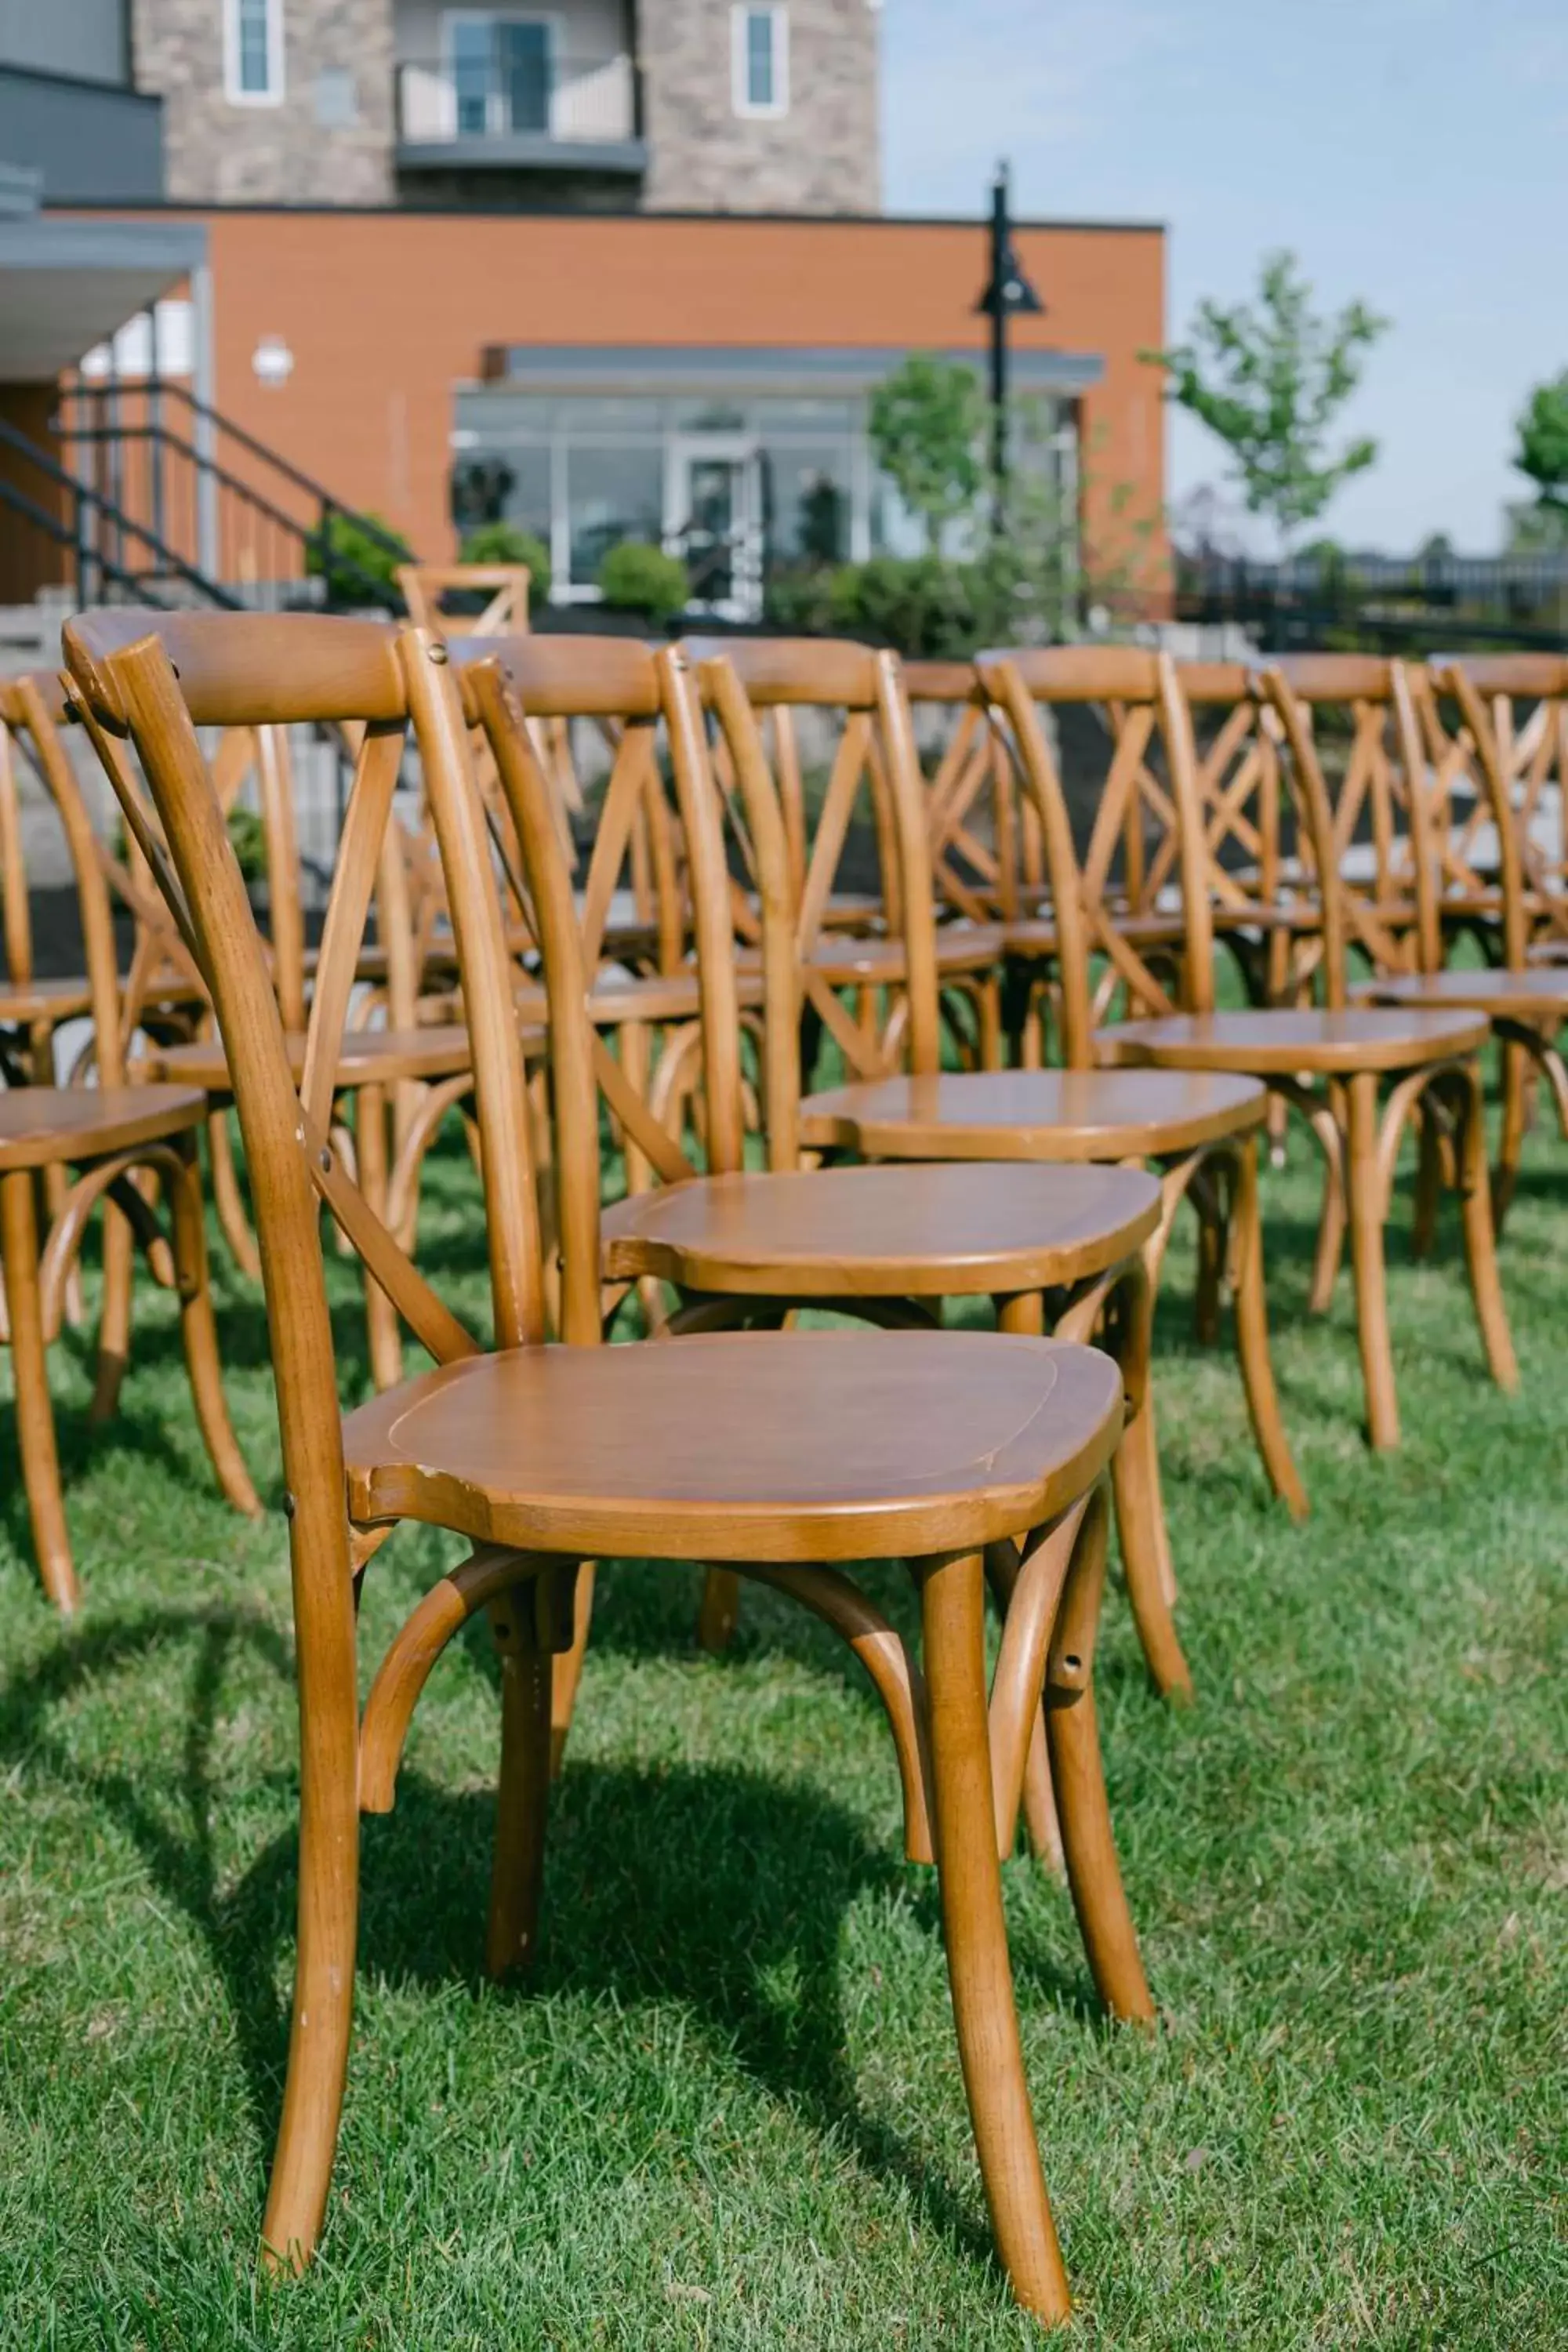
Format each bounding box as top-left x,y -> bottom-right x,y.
1173,552 -> 1568,655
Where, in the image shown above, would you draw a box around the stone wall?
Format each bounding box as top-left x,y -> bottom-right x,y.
640,0 -> 879,215
132,0 -> 396,204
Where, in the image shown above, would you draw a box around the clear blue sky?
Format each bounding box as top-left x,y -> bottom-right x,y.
882,0 -> 1567,553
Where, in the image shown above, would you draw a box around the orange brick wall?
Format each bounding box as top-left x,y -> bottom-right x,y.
64,207 -> 1167,575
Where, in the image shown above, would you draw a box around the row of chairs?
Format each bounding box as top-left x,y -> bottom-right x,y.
0,615 -> 1562,2321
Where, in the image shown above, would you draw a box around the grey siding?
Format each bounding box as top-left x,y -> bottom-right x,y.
0,68 -> 162,202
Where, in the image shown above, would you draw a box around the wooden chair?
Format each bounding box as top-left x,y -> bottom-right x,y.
0,670 -> 259,1612
64,607 -> 1146,2325
398,561 -> 531,637
1099,654 -> 1517,1450
800,644 -> 1305,1535
61,619 -> 485,1394
684,637 -> 1005,1082
462,633 -> 1177,1788
1359,660 -> 1568,1226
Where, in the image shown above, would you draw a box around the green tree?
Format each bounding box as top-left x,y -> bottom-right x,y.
867,354 -> 985,554
1150,251 -> 1388,553
1513,369 -> 1568,514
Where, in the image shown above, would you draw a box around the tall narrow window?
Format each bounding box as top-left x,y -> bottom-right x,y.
226,0 -> 283,105
446,13 -> 554,136
732,6 -> 788,118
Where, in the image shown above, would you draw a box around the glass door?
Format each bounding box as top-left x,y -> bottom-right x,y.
666,435 -> 762,619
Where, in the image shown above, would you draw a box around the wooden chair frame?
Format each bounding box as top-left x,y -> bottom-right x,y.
64,610 -> 1148,2324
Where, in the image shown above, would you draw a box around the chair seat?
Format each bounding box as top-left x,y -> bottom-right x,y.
142,1024 -> 485,1093
0,978 -> 94,1027
740,931 -> 1002,986
601,1160 -> 1161,1298
1356,966 -> 1568,1022
799,1066 -> 1267,1162
342,1327 -> 1124,1564
1097,1005 -> 1490,1077
0,1082 -> 205,1171
516,967 -> 764,1029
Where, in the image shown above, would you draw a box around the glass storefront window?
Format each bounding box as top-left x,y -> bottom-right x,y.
450,441 -> 552,539
565,444 -> 664,586
761,443 -> 854,565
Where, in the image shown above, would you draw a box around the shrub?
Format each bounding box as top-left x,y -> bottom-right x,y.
226,807 -> 268,885
761,564 -> 840,636
458,521 -> 552,601
304,509 -> 411,607
826,556 -> 992,660
598,540 -> 689,624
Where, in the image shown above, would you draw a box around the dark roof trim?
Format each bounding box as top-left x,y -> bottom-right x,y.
48,200 -> 1165,236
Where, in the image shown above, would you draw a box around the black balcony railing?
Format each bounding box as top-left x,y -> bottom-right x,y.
395,45 -> 643,154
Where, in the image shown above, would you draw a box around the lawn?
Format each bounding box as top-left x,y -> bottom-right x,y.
0,1112 -> 1563,2347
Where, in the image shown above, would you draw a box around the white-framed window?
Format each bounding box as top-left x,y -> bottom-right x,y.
445,11 -> 557,137
731,5 -> 788,119
224,0 -> 284,107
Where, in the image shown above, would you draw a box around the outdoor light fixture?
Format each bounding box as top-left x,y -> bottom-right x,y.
975,159 -> 1044,525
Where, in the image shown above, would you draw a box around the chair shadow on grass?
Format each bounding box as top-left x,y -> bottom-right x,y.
0,1597 -> 1116,2292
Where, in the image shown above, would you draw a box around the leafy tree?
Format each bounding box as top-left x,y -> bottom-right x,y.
1150,252 -> 1388,552
1513,370 -> 1568,514
868,354 -> 985,554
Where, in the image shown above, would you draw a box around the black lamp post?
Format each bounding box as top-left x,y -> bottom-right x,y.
975,160 -> 1044,531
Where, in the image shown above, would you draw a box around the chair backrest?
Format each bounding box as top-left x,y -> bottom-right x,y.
975,647 -> 1210,1056
64,612 -> 553,1377
400,562 -> 532,638
0,671 -> 129,1080
685,634 -> 941,1082
448,631 -> 685,978
1250,664 -> 1379,1009
1422,654 -> 1568,961
683,633 -> 907,946
1264,653 -> 1438,975
902,659 -> 1025,924
457,643 -> 801,1308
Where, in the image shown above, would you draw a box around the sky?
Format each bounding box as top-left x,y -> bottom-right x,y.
881,0 -> 1568,554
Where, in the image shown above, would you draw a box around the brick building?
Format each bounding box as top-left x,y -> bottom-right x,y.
0,2 -> 1165,616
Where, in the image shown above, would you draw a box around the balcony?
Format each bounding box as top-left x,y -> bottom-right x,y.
395,40 -> 646,177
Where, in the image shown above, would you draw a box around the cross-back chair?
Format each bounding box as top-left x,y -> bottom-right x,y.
1102,656 -> 1518,1449
64,605 -> 1150,2325
684,636 -> 1004,1081
793,644 -> 1305,1576
463,633 -> 1179,1787
61,615 -> 487,1394
0,670 -> 259,1611
1359,660 -> 1568,1225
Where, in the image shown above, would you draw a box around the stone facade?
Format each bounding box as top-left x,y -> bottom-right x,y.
129,0 -> 879,215
639,0 -> 880,214
132,0 -> 396,205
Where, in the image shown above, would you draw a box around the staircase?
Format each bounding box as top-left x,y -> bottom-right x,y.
0,379 -> 412,617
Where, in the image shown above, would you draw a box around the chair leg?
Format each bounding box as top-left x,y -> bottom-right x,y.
1492,1037 -> 1528,1234
1451,1062 -> 1519,1393
208,1105 -> 262,1282
1411,1102 -> 1443,1261
169,1137 -> 262,1519
548,1561 -> 596,1777
1344,1071 -> 1399,1449
1044,1492 -> 1156,2026
484,1584 -> 554,1980
259,1659 -> 360,2272
1307,1080 -> 1348,1314
1101,1266 -> 1193,1700
1229,1135 -> 1308,1519
354,1083 -> 404,1394
696,1566 -> 741,1653
983,1536 -> 1063,1870
0,1167 -> 78,1613
90,1193 -> 135,1424
920,1547 -> 1071,2325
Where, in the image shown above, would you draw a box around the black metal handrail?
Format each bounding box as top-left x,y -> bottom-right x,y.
0,416 -> 241,608
57,378 -> 408,609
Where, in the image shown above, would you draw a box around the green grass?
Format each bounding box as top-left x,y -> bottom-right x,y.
0,1111 -> 1564,2347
